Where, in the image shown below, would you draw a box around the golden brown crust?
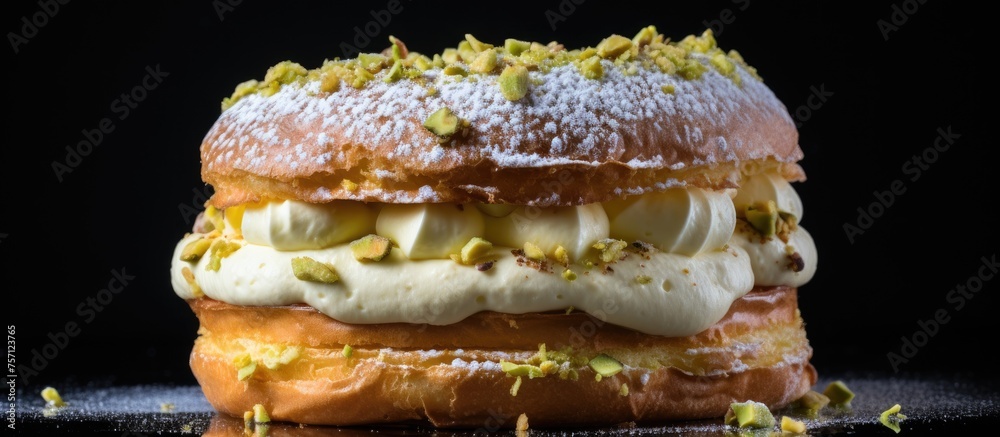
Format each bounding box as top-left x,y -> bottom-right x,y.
201,52 -> 803,208
187,287 -> 815,427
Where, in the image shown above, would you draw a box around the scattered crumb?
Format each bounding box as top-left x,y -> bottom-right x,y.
160,402 -> 176,413
516,413 -> 529,436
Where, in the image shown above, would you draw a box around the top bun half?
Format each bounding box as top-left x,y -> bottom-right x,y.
201,28 -> 804,208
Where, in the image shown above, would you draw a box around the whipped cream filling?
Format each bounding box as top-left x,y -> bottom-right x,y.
172,173 -> 816,336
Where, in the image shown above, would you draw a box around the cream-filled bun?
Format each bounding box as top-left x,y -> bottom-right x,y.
174,27 -> 817,428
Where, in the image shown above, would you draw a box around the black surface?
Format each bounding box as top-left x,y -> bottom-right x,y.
4,0 -> 997,433
13,375 -> 1000,435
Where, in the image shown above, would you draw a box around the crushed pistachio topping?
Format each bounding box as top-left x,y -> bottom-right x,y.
458,237 -> 493,265
204,205 -> 224,233
243,411 -> 254,431
206,239 -> 242,272
593,239 -> 628,263
510,375 -> 523,396
661,84 -> 675,94
253,404 -> 270,423
291,256 -> 340,283
341,179 -> 359,191
619,383 -> 629,397
553,246 -> 570,266
498,65 -> 530,101
41,387 -> 66,407
342,344 -> 353,359
160,403 -> 176,413
350,234 -> 393,262
724,401 -> 775,429
588,353 -> 623,377
635,275 -> 652,285
562,269 -> 577,281
180,266 -> 204,298
824,381 -> 855,407
791,390 -> 830,416
423,107 -> 461,139
179,238 -> 212,262
879,404 -> 907,433
744,200 -> 779,237
219,28 -> 758,112
523,242 -> 546,261
516,413 -> 529,433
781,416 -> 807,434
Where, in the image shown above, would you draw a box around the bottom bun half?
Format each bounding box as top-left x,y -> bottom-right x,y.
188,286 -> 816,428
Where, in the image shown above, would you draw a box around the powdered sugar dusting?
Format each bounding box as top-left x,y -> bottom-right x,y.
206,54 -> 793,203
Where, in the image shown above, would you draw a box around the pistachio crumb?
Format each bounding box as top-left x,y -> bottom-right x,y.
725,401 -> 775,429
320,73 -> 340,93
180,238 -> 212,262
523,242 -> 546,261
206,239 -> 241,272
565,306 -> 574,315
291,257 -> 340,284
824,381 -> 855,407
342,344 -> 353,359
505,38 -> 531,56
593,238 -> 628,263
470,49 -> 498,74
516,413 -> 529,435
660,84 -> 675,94
562,269 -> 577,282
588,353 -> 623,377
619,383 -> 629,396
423,107 -> 461,138
636,275 -> 652,285
553,245 -> 570,265
41,387 -> 66,407
460,237 -> 493,265
465,34 -> 493,52
498,65 -> 530,101
781,416 -> 807,434
350,234 -> 393,262
745,200 -> 779,237
510,376 -> 522,396
341,179 -> 359,191
252,404 -> 270,423
442,64 -> 468,76
243,411 -> 254,431
596,35 -> 633,59
160,402 -> 176,413
579,56 -> 603,80
382,60 -> 404,83
879,404 -> 907,433
181,266 -> 204,298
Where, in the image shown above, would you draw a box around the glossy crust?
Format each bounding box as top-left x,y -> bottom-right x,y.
188,286 -> 816,427
201,54 -> 804,208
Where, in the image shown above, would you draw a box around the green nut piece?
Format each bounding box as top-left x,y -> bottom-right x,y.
350,234 -> 393,262
457,40 -> 477,63
679,29 -> 717,54
413,56 -> 433,71
593,238 -> 628,263
180,238 -> 212,262
342,344 -> 353,359
661,84 -> 675,94
460,237 -> 493,265
221,79 -> 260,111
505,38 -> 531,56
470,50 -> 498,74
465,34 -> 493,52
678,60 -> 707,80
253,404 -> 270,423
357,53 -> 388,72
383,60 -> 403,83
207,239 -> 242,272
320,73 -> 341,93
500,361 -> 545,379
588,353 -> 623,377
498,65 -> 530,101
635,275 -> 652,285
441,48 -> 460,64
423,107 -> 461,138
791,390 -> 830,416
510,375 -> 522,396
562,269 -> 577,281
243,411 -> 254,431
724,401 -> 775,429
710,52 -> 735,76
824,380 -> 855,407
596,35 -> 633,59
237,361 -> 257,381
352,66 -> 375,88
745,200 -> 779,237
41,387 -> 66,407
523,242 -> 546,261
619,383 -> 629,396
291,257 -> 340,284
632,25 -> 657,47
263,61 -> 307,85
554,246 -> 570,265
879,404 -> 907,433
442,64 -> 468,76
579,56 -> 603,80
781,416 -> 807,434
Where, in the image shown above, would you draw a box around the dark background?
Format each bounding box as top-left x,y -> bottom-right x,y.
4,0 -> 995,393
